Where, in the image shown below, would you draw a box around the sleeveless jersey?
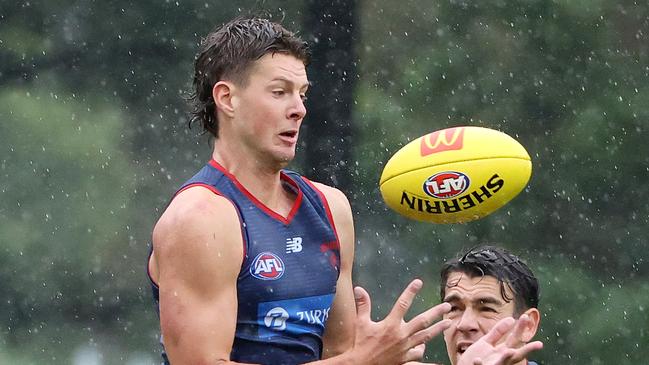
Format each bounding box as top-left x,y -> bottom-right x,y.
148,159 -> 341,365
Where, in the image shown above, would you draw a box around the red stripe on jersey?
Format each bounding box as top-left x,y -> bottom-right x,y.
208,159 -> 303,225
302,178 -> 341,251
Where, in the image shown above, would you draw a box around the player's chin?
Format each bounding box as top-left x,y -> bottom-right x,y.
274,150 -> 296,166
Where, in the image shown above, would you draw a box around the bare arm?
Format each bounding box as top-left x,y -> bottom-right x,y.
314,183 -> 356,358
305,183 -> 452,365
152,187 -> 254,365
152,184 -> 451,365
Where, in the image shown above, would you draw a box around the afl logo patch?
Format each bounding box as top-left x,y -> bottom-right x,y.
423,171 -> 470,199
251,252 -> 285,280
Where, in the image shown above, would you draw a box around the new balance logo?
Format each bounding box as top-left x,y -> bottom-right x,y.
286,237 -> 303,253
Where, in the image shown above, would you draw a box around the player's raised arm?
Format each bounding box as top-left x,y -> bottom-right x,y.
315,183 -> 356,358
150,15 -> 455,365
151,186 -> 250,364
304,183 -> 452,365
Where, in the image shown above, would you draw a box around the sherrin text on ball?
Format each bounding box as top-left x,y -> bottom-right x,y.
379,126 -> 532,223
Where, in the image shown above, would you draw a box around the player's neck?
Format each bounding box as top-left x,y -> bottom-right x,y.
211,147 -> 295,215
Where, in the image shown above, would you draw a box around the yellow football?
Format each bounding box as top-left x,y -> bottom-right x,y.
379,126 -> 532,223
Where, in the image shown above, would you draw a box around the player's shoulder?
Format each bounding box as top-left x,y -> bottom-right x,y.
305,180 -> 355,259
159,185 -> 237,224
151,185 -> 244,287
308,181 -> 350,209
304,180 -> 353,230
153,186 -> 240,250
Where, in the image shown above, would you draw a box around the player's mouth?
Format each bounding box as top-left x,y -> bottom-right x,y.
279,130 -> 298,143
457,341 -> 473,355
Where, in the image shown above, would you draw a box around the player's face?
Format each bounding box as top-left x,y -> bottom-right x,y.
232,53 -> 308,167
442,272 -> 517,365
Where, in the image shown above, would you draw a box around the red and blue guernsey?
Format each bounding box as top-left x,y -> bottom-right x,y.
148,159 -> 341,365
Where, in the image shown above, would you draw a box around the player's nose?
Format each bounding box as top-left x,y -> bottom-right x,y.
288,94 -> 306,121
455,309 -> 479,333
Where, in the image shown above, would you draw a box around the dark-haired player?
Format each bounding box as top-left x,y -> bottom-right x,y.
440,246 -> 543,365
147,17 -> 452,365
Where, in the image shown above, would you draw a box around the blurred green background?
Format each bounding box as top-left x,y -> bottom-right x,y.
1,0 -> 647,364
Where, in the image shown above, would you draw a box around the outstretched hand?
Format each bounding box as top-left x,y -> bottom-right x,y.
350,279 -> 452,365
457,315 -> 543,365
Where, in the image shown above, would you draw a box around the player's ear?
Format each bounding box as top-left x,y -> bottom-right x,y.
520,307 -> 540,342
213,81 -> 235,118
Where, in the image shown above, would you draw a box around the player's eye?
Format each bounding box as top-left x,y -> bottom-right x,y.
272,90 -> 285,96
300,94 -> 307,102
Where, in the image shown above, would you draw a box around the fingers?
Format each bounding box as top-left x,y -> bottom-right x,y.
481,317 -> 516,346
408,318 -> 452,347
505,314 -> 529,348
403,343 -> 426,362
354,286 -> 371,319
494,348 -> 516,364
474,341 -> 542,365
407,302 -> 452,345
407,302 -> 451,333
508,341 -> 543,363
388,279 -> 423,319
